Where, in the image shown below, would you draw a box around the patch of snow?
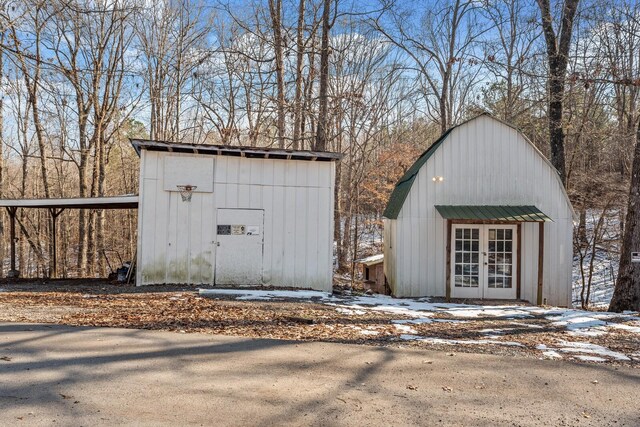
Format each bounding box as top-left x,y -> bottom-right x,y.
509,321 -> 544,329
574,355 -> 607,362
392,318 -> 433,325
555,340 -> 630,361
393,324 -> 418,334
547,310 -> 640,337
441,307 -> 533,319
542,350 -> 563,359
399,335 -> 524,347
432,319 -> 467,323
479,328 -> 508,339
607,323 -> 640,334
399,334 -> 421,341
348,325 -> 380,336
334,307 -> 366,315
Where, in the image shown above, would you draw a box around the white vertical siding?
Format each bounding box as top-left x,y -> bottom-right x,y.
137,152 -> 335,291
385,115 -> 574,306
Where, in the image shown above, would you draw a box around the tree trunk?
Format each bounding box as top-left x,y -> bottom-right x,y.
577,205 -> 587,247
292,0 -> 306,150
536,0 -> 580,185
548,69 -> 567,183
314,0 -> 331,151
609,118 -> 640,312
0,41 -> 4,277
269,0 -> 286,148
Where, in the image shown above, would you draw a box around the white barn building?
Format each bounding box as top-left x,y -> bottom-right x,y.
133,140 -> 341,291
383,114 -> 575,306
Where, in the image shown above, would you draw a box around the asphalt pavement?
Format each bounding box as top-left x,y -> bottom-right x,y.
0,323 -> 638,426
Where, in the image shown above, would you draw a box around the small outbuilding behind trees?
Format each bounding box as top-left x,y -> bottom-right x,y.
383,114 -> 575,307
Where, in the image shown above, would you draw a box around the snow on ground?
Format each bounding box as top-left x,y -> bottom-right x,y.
400,335 -> 525,347
572,209 -> 621,308
537,341 -> 631,361
546,310 -> 640,337
199,288 -> 639,363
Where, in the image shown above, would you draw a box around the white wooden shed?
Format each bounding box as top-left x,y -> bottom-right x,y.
383,114 -> 574,306
132,140 -> 342,291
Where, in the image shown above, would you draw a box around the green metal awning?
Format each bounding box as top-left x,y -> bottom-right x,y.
435,205 -> 552,222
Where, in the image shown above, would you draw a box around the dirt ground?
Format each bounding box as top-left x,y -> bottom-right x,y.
0,279 -> 638,367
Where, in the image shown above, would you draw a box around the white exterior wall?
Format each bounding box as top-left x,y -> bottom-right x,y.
137,150 -> 335,291
385,115 -> 574,306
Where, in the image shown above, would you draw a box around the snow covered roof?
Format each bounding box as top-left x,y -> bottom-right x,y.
355,254 -> 384,266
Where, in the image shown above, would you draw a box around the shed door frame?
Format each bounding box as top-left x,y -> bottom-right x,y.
214,208 -> 265,285
447,220 -> 522,301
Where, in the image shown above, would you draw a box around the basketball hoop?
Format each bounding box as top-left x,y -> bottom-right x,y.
177,185 -> 197,202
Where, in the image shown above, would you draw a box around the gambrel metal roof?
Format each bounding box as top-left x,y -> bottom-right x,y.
383,113 -> 570,220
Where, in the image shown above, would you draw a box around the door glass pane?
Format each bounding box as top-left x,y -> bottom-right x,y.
486,227 -> 515,289
453,227 -> 480,289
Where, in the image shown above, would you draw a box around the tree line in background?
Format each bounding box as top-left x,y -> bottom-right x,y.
0,0 -> 638,310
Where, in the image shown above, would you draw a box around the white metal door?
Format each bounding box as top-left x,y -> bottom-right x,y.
451,224 -> 517,300
215,209 -> 264,285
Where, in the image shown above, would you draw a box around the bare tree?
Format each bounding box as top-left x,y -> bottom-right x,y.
536,0 -> 580,184
314,0 -> 336,151
481,0 -> 541,123
373,0 -> 484,135
268,0 -> 286,148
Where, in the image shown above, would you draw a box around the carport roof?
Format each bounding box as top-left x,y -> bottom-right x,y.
0,195 -> 139,210
435,205 -> 552,222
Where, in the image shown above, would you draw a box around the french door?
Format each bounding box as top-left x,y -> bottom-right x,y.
451,224 -> 517,300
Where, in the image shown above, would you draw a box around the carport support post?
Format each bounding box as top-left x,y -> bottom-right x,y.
6,207 -> 19,278
49,208 -> 64,279
536,221 -> 545,305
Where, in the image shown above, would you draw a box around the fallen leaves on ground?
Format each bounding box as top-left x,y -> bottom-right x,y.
0,283 -> 638,366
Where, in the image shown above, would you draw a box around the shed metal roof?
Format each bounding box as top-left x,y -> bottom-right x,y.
435,205 -> 552,222
354,253 -> 384,266
131,139 -> 343,162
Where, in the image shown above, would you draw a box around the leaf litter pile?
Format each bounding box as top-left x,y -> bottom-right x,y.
0,281 -> 638,366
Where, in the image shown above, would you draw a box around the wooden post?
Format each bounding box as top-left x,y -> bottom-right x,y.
49,208 -> 65,279
516,223 -> 522,299
536,221 -> 545,305
6,207 -> 18,278
445,219 -> 452,301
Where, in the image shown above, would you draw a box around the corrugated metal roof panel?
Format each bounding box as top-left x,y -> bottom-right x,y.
434,205 -> 552,222
130,139 -> 343,162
